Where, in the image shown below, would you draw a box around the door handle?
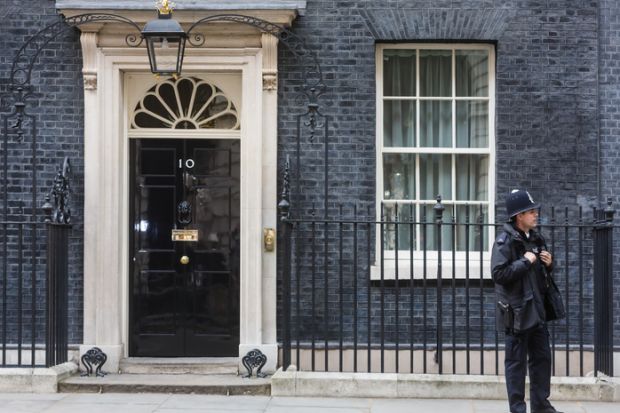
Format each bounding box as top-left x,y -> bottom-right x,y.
180,255 -> 190,265
183,171 -> 197,192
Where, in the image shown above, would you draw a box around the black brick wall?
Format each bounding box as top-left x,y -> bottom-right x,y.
1,0 -> 84,346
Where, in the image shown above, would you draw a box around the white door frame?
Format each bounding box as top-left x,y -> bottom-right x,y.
78,41 -> 279,373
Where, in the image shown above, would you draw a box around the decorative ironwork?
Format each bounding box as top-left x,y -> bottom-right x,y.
604,196 -> 615,222
278,155 -> 291,221
42,158 -> 72,224
80,347 -> 108,377
7,14 -> 142,93
304,89 -> 325,142
186,14 -> 326,105
177,201 -> 192,225
241,348 -> 268,378
5,87 -> 30,141
433,195 -> 445,222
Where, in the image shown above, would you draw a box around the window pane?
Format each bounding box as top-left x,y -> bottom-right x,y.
420,203 -> 453,250
420,50 -> 451,97
419,154 -> 451,200
456,155 -> 489,201
456,101 -> 488,148
383,203 -> 416,252
383,49 -> 416,96
455,205 -> 488,251
384,100 -> 415,147
383,154 -> 415,200
456,50 -> 489,97
420,100 -> 451,147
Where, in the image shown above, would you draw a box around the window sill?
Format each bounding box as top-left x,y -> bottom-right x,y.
370,259 -> 491,281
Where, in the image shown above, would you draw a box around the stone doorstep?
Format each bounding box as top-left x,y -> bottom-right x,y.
0,362 -> 78,393
271,369 -> 620,402
58,373 -> 271,395
119,357 -> 239,375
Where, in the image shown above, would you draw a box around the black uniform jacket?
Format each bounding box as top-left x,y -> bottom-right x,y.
491,223 -> 552,333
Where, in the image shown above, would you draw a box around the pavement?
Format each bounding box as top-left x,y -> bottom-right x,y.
0,394 -> 617,413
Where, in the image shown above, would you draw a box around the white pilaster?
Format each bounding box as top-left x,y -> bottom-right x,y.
237,34 -> 280,373
261,33 -> 279,346
239,51 -> 264,347
79,31 -> 100,347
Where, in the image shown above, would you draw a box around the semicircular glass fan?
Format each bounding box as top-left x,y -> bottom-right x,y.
132,77 -> 240,130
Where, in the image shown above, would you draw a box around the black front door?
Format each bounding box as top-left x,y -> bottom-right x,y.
129,138 -> 240,357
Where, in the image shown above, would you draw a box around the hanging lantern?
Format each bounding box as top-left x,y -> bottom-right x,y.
142,1 -> 187,76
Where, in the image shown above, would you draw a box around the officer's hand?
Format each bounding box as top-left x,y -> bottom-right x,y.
524,251 -> 537,263
540,251 -> 553,267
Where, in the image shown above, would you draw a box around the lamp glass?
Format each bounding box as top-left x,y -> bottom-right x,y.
142,11 -> 187,76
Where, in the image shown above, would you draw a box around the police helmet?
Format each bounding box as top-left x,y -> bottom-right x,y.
506,189 -> 540,218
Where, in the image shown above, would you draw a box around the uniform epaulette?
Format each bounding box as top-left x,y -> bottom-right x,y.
496,233 -> 508,244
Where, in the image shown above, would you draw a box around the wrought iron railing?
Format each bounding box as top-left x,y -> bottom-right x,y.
0,158 -> 72,368
279,196 -> 617,377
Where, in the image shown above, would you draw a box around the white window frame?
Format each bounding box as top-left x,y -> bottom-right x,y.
374,43 -> 496,280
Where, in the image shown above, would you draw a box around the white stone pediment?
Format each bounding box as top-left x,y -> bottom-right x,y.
57,1 -> 302,48
56,0 -> 306,12
56,0 -> 306,25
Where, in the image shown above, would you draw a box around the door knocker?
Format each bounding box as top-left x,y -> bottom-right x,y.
177,201 -> 192,225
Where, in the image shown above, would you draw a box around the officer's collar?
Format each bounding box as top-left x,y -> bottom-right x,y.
504,222 -> 540,242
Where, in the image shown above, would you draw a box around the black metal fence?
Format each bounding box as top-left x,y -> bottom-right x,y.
279,197 -> 616,377
1,158 -> 72,368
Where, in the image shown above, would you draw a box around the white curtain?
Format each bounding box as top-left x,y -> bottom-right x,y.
383,50 -> 415,147
382,49 -> 490,251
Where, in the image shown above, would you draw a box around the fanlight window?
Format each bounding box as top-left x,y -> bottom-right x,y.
132,77 -> 240,130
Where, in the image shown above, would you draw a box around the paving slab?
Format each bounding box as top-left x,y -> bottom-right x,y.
471,400 -> 589,413
42,404 -> 158,413
269,396 -> 370,408
370,398 -> 474,413
0,399 -> 59,413
157,410 -> 265,413
0,393 -> 66,401
60,393 -> 170,404
160,394 -> 270,410
578,402 -> 620,413
265,407 -> 368,413
471,399 -> 514,413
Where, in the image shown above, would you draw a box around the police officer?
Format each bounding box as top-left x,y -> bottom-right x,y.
491,189 -> 562,413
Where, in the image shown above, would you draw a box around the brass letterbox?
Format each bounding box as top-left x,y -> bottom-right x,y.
171,229 -> 199,242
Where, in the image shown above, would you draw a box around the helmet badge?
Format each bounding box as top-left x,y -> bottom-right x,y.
526,191 -> 534,204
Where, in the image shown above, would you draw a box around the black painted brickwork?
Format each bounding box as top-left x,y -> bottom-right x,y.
277,0 -> 619,350
0,0 -> 84,346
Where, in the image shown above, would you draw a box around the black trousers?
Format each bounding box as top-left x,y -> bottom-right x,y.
505,324 -> 553,413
